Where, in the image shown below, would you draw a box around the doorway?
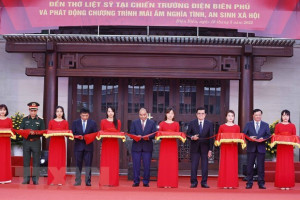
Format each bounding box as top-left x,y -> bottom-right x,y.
68,77 -> 229,172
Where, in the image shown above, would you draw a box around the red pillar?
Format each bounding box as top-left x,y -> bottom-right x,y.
43,42 -> 58,149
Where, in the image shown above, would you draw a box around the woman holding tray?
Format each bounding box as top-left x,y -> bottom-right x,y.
157,107 -> 180,188
0,104 -> 13,184
274,110 -> 296,190
48,106 -> 69,185
99,107 -> 121,186
217,110 -> 240,189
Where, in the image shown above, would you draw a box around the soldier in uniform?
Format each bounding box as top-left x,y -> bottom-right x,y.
20,102 -> 45,185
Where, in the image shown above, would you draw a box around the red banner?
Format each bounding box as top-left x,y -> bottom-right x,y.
0,0 -> 299,38
270,134 -> 300,148
155,131 -> 186,143
96,131 -> 126,142
43,130 -> 73,139
215,132 -> 246,149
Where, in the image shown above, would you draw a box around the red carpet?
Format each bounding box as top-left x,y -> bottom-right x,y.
0,176 -> 300,200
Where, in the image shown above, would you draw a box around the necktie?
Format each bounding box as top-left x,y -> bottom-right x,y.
199,121 -> 203,134
142,120 -> 145,131
255,122 -> 259,134
83,121 -> 86,133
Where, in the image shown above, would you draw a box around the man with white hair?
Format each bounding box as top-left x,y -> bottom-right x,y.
130,108 -> 157,187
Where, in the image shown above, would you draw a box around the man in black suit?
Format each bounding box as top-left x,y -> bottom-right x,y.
130,108 -> 157,187
243,109 -> 270,189
72,108 -> 98,186
187,107 -> 214,188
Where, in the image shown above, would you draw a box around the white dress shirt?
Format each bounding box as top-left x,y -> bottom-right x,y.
141,119 -> 147,129
82,120 -> 87,131
254,121 -> 261,129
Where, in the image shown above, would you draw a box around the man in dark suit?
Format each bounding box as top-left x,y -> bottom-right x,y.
72,108 -> 98,186
187,107 -> 213,188
130,108 -> 157,187
243,109 -> 270,189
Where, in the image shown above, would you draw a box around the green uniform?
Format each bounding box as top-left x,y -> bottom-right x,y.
20,115 -> 45,184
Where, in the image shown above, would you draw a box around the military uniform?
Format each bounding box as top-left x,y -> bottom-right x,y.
20,102 -> 45,185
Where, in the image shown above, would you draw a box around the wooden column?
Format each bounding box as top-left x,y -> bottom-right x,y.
238,45 -> 254,173
238,45 -> 253,130
43,42 -> 58,149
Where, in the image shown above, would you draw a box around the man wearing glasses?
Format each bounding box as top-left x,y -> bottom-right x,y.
187,107 -> 214,188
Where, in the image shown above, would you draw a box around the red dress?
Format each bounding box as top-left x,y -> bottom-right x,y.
99,119 -> 121,186
217,124 -> 240,188
0,118 -> 13,183
47,119 -> 69,185
274,123 -> 296,188
157,121 -> 180,188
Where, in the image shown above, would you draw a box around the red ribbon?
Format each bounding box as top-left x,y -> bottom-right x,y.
0,128 -> 14,137
156,131 -> 186,137
13,129 -> 45,139
83,131 -> 127,144
13,129 -> 67,139
83,132 -> 98,145
126,132 -> 157,142
73,135 -> 84,140
43,130 -> 74,139
155,131 -> 186,142
45,130 -> 72,134
215,132 -> 245,141
187,133 -> 273,143
98,131 -> 125,136
126,133 -> 142,142
244,135 -> 272,142
186,133 -> 217,140
271,134 -> 300,145
0,133 -> 11,137
11,128 -> 299,147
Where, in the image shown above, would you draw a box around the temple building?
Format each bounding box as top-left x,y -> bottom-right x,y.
1,26 -> 299,174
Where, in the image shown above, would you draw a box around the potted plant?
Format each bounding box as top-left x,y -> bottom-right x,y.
11,112 -> 24,156
265,120 -> 279,161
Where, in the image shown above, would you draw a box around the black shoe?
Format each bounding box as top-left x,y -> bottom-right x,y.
190,183 -> 197,188
259,185 -> 266,189
201,184 -> 210,188
132,183 -> 139,187
33,181 -> 38,185
246,184 -> 252,189
22,180 -> 30,184
73,182 -> 81,186
86,183 -> 91,186
143,183 -> 149,187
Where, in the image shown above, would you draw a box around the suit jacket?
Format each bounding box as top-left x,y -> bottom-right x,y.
130,119 -> 157,152
243,120 -> 271,153
72,118 -> 98,152
187,119 -> 214,153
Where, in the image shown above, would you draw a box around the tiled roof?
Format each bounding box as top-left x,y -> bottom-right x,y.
3,34 -> 295,47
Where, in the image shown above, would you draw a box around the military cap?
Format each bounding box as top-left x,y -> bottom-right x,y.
27,102 -> 40,110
